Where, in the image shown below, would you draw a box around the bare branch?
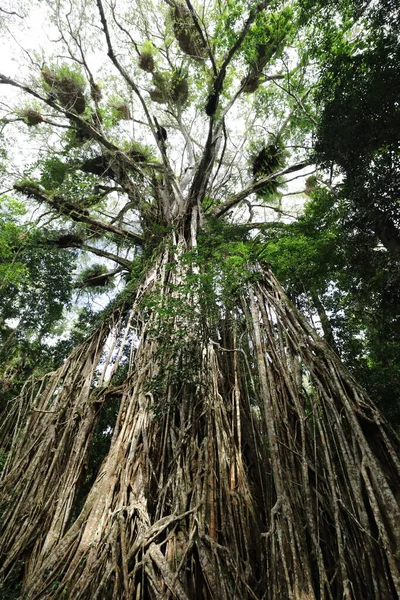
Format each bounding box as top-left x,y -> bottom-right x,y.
0,7 -> 23,18
95,0 -> 154,134
273,80 -> 317,128
109,4 -> 141,54
81,244 -> 133,269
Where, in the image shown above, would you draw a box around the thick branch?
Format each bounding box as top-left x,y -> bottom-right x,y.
14,183 -> 143,246
83,245 -> 132,269
188,125 -> 219,205
211,161 -> 310,218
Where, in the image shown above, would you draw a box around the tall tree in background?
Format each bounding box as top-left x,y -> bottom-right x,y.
312,0 -> 400,257
0,1 -> 399,598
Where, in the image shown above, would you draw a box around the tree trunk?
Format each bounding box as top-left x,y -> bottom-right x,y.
373,210 -> 400,258
1,226 -> 399,599
311,292 -> 340,354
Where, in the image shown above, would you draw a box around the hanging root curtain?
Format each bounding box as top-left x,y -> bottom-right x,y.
0,244 -> 399,600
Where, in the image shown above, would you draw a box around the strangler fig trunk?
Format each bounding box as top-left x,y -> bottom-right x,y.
1,226 -> 399,600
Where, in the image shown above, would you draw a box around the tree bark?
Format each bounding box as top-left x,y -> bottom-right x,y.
1,235 -> 399,599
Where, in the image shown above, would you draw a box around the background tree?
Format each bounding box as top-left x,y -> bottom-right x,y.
0,196 -> 78,409
259,187 -> 400,428
0,1 -> 399,599
310,0 -> 400,257
292,0 -> 400,425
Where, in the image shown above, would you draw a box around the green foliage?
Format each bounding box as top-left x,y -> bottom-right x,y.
41,64 -> 87,114
0,230 -> 75,333
39,157 -> 69,188
0,198 -> 29,288
304,0 -> 399,244
0,200 -> 76,381
258,189 -> 338,288
142,40 -> 156,56
312,0 -> 400,261
215,3 -> 295,95
289,0 -> 400,429
214,0 -> 252,51
150,68 -> 190,107
0,218 -> 77,410
300,0 -> 399,30
77,264 -> 114,290
124,140 -> 156,163
50,306 -> 103,364
315,36 -> 400,171
243,6 -> 295,69
37,156 -> 101,206
258,187 -> 400,427
109,99 -> 132,122
250,139 -> 285,200
48,63 -> 87,89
